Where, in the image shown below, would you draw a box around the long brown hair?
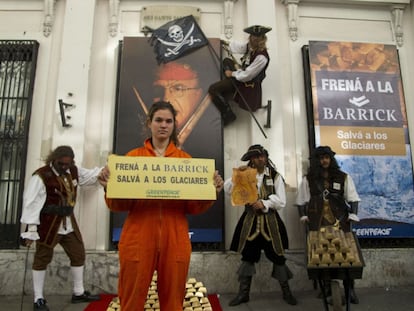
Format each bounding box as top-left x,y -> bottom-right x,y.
146,101 -> 179,146
45,145 -> 75,165
250,35 -> 268,52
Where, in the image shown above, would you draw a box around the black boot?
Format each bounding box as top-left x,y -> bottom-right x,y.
279,281 -> 298,305
272,264 -> 297,305
228,276 -> 252,306
211,94 -> 236,126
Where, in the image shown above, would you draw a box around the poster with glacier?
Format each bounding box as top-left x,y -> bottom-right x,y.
307,41 -> 414,238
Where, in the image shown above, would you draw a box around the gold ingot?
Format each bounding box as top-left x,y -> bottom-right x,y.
187,278 -> 197,284
334,252 -> 344,263
321,253 -> 331,264
185,292 -> 194,298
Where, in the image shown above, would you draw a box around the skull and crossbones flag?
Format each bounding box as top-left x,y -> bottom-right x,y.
149,15 -> 208,64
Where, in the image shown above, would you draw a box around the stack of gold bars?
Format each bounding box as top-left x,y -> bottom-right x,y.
307,226 -> 363,268
106,271 -> 213,311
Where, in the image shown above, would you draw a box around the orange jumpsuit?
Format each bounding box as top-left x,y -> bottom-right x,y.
105,139 -> 215,311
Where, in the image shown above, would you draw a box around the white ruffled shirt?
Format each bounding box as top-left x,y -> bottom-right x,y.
296,174 -> 361,223
20,165 -> 102,240
229,41 -> 268,82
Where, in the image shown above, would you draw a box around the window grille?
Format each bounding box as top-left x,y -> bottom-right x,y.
0,40 -> 39,249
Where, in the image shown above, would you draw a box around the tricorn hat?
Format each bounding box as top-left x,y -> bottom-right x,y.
312,146 -> 336,158
241,144 -> 268,161
243,25 -> 272,36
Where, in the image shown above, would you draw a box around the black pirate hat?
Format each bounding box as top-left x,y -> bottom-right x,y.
312,146 -> 336,158
243,25 -> 272,36
241,144 -> 268,161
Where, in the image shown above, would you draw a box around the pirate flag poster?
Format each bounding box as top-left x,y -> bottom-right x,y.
111,36 -> 224,249
150,15 -> 208,64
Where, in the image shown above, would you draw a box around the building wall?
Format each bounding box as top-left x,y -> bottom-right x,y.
0,248 -> 413,295
0,0 -> 413,292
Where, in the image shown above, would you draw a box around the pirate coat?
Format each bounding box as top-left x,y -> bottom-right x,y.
230,170 -> 289,256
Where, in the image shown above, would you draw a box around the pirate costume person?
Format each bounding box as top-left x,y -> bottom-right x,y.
208,25 -> 271,125
20,146 -> 103,311
296,146 -> 361,304
224,145 -> 297,306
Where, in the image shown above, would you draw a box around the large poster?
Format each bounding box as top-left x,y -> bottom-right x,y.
112,37 -> 224,248
306,41 -> 414,238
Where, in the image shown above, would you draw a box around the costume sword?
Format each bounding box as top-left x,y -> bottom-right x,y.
132,86 -> 210,146
177,93 -> 211,145
133,86 -> 149,115
20,244 -> 30,311
207,41 -> 268,139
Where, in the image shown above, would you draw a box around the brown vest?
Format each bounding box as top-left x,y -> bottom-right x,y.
35,165 -> 82,247
234,49 -> 269,112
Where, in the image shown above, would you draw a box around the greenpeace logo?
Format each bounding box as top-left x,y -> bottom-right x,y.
355,228 -> 392,236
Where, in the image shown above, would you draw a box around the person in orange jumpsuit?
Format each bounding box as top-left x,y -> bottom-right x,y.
99,101 -> 224,311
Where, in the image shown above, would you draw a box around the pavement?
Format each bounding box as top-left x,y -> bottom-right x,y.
2,286 -> 413,311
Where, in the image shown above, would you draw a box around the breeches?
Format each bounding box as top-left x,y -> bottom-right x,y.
208,77 -> 235,100
32,232 -> 85,270
118,246 -> 191,311
241,234 -> 286,265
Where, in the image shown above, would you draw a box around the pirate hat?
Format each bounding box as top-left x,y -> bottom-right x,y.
313,146 -> 336,158
241,144 -> 268,161
243,25 -> 272,36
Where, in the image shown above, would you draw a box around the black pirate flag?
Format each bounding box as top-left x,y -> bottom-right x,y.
149,15 -> 208,64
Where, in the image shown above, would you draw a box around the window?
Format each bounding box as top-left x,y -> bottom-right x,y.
0,40 -> 39,249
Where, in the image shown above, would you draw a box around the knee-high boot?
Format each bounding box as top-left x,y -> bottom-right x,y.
210,94 -> 236,126
228,276 -> 252,306
272,264 -> 298,305
228,261 -> 255,306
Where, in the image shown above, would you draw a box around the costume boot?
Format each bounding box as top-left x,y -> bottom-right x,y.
279,281 -> 298,305
228,261 -> 255,306
272,264 -> 297,305
228,276 -> 252,306
211,94 -> 236,126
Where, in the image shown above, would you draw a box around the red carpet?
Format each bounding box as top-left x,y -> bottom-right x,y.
84,293 -> 223,311
84,294 -> 117,311
208,294 -> 223,311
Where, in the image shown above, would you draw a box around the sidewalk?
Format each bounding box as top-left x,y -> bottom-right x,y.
2,286 -> 413,311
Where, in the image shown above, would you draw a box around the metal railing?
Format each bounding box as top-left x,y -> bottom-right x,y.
0,40 -> 39,249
